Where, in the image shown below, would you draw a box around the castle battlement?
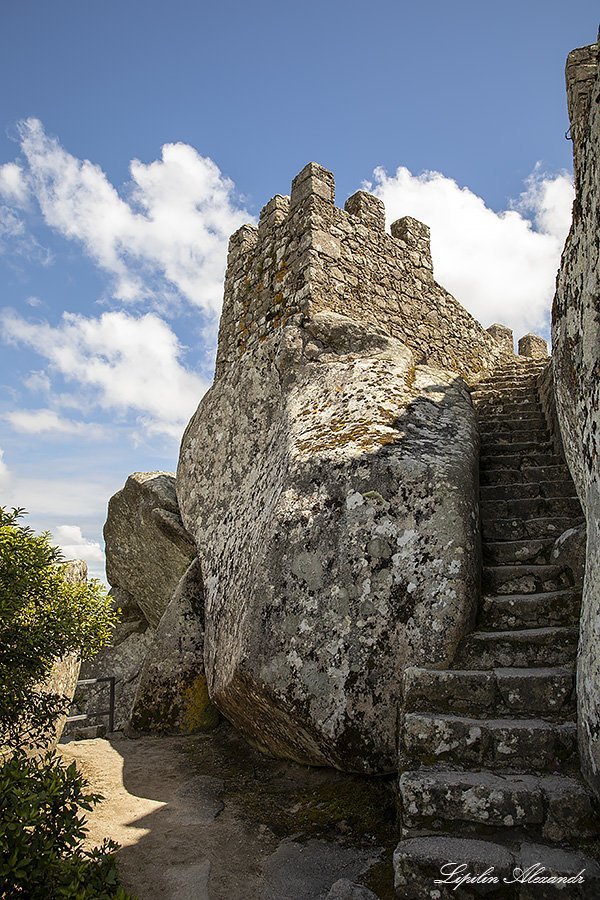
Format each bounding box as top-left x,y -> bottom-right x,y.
216,162 -> 509,381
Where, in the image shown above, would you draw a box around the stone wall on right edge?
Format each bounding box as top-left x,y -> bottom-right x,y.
552,37 -> 600,798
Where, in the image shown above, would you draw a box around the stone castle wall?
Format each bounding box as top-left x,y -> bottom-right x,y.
216,163 -> 503,382
553,36 -> 600,799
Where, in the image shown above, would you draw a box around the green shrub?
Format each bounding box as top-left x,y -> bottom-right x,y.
0,750 -> 131,898
0,507 -> 118,751
0,508 -> 132,898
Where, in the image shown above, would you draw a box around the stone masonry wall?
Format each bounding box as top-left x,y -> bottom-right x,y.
216,163 -> 503,383
553,37 -> 600,799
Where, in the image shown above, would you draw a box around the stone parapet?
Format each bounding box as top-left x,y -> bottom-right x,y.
518,332 -> 549,359
486,323 -> 515,356
215,163 -> 503,381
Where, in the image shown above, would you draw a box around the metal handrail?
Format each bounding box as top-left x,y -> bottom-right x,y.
66,675 -> 115,733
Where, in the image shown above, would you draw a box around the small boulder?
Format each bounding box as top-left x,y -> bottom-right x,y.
131,558 -> 219,733
104,471 -> 196,628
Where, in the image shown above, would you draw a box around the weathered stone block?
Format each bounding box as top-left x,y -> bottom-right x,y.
390,216 -> 433,271
344,191 -> 385,232
290,162 -> 335,208
258,195 -> 290,234
487,322 -> 514,356
518,333 -> 548,359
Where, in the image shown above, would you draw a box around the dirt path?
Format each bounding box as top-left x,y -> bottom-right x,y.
59,725 -> 395,900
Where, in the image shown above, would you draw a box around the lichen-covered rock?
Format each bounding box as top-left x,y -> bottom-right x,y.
80,475 -> 196,729
178,310 -> 479,773
104,472 -> 196,628
553,38 -> 600,799
131,558 -> 219,733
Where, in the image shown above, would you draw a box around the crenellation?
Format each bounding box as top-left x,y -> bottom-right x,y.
258,194 -> 290,233
344,190 -> 386,231
215,162 -> 506,382
289,161 -> 335,209
486,322 -> 515,356
518,332 -> 548,358
390,216 -> 433,272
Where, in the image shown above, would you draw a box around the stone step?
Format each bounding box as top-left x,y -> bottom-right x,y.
478,410 -> 547,425
480,424 -> 551,441
483,537 -> 555,565
473,390 -> 539,405
479,589 -> 581,630
393,836 -> 600,900
481,453 -> 558,471
482,441 -> 554,457
480,465 -> 571,486
401,712 -> 577,771
403,666 -> 575,719
480,430 -> 550,447
478,369 -> 545,382
482,516 -> 578,542
481,481 -> 576,502
454,627 -> 578,669
481,496 -> 581,521
476,380 -> 540,392
477,401 -> 542,417
482,565 -> 574,596
398,770 -> 596,842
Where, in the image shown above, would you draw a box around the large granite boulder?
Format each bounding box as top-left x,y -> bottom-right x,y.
130,558 -> 219,733
177,311 -> 480,773
79,472 -> 198,729
104,472 -> 196,628
553,39 -> 600,798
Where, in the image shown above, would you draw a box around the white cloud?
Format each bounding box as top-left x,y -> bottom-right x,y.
0,467 -> 117,581
53,524 -> 104,565
0,161 -> 28,205
1,309 -> 207,438
26,296 -> 43,308
23,370 -> 51,393
9,118 -> 252,314
0,205 -> 25,238
368,165 -> 574,337
5,408 -> 106,438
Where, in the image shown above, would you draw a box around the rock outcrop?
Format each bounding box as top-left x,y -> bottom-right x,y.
104,471 -> 196,628
80,472 -> 198,730
131,558 -> 219,733
553,36 -> 600,798
177,166 -> 487,774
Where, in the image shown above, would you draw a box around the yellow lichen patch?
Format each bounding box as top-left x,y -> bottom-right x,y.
180,674 -> 220,733
296,419 -> 399,454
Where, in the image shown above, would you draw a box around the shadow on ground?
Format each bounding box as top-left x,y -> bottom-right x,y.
60,723 -> 397,900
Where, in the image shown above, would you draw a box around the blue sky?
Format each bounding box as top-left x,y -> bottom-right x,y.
0,0 -> 597,579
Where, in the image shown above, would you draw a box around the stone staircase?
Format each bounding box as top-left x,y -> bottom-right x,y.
393,359 -> 600,898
